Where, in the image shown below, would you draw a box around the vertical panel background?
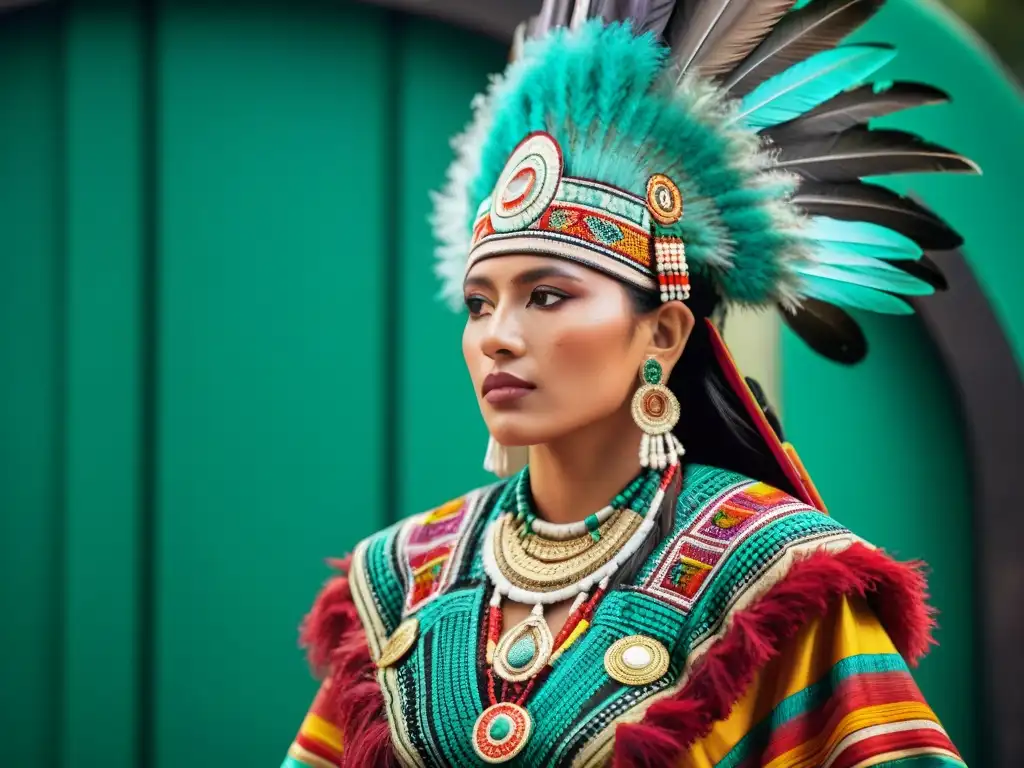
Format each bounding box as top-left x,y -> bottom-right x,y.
154,1 -> 390,765
396,16 -> 507,515
0,6 -> 63,767
63,2 -> 145,767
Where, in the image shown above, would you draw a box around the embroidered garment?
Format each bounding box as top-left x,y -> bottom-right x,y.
281,464 -> 964,767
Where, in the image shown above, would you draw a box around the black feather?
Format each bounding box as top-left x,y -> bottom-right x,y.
668,0 -> 797,80
775,127 -> 981,182
724,0 -> 884,96
791,181 -> 963,249
764,82 -> 950,142
781,299 -> 868,364
635,0 -> 678,38
894,252 -> 949,291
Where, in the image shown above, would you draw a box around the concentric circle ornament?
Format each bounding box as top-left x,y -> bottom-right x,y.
472,702 -> 532,763
646,173 -> 683,225
490,132 -> 563,233
376,617 -> 418,669
604,635 -> 670,686
631,383 -> 680,436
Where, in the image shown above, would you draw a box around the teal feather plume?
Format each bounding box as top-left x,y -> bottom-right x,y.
734,44 -> 896,130
799,276 -> 914,314
797,261 -> 935,296
806,216 -> 922,260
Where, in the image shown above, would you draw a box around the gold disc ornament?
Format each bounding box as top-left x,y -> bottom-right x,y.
376,617 -> 419,669
646,173 -> 683,225
604,635 -> 670,686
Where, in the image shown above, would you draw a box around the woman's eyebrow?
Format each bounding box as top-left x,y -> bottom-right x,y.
512,266 -> 584,286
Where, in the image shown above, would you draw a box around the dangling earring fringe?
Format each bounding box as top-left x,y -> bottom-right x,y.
484,436 -> 529,478
632,357 -> 685,470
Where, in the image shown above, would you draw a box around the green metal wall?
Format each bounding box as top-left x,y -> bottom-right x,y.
0,2 -> 503,766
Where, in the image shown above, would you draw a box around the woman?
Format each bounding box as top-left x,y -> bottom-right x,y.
283,2 -> 975,766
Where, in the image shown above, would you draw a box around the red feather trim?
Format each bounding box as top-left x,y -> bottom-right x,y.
612,542 -> 936,768
299,556 -> 398,768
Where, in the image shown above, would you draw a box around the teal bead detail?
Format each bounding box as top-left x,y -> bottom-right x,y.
643,358 -> 663,385
585,514 -> 601,542
489,715 -> 512,741
507,636 -> 538,669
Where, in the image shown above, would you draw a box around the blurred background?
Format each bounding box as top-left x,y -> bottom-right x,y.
0,0 -> 1020,767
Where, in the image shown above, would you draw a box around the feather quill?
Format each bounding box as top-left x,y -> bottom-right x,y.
734,44 -> 895,130
777,127 -> 981,181
668,0 -> 798,80
765,81 -> 949,141
781,298 -> 867,363
724,0 -> 884,96
792,181 -> 962,249
570,0 -> 593,29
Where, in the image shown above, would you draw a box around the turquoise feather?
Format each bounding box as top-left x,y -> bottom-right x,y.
735,44 -> 897,130
797,262 -> 935,296
800,277 -> 914,314
806,216 -> 922,260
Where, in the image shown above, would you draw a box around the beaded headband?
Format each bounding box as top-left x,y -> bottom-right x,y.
466,131 -> 691,303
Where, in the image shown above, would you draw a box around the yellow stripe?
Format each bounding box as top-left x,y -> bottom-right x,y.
287,742 -> 338,768
300,713 -> 343,752
551,619 -> 590,664
766,703 -> 940,768
681,595 -> 899,768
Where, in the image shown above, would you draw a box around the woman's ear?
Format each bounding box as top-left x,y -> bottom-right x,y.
647,301 -> 694,375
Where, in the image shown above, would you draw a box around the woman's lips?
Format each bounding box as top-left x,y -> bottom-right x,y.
482,372 -> 536,405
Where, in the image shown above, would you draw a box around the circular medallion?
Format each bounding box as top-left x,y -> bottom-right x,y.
646,174 -> 683,225
605,635 -> 670,686
493,614 -> 554,682
490,132 -> 563,233
376,617 -> 418,669
472,702 -> 532,763
631,383 -> 680,435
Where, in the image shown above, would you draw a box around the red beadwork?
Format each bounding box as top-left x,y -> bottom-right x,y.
473,702 -> 532,763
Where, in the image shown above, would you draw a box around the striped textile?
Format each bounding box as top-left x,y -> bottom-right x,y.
282,680 -> 343,768
679,596 -> 964,768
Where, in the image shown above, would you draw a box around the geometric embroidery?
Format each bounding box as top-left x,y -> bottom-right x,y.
537,204 -> 651,268
403,497 -> 468,614
644,480 -> 807,612
585,215 -> 624,244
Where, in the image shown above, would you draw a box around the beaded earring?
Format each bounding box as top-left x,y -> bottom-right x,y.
632,357 -> 685,469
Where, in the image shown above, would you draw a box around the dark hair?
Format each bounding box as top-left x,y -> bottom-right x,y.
624,275 -> 796,494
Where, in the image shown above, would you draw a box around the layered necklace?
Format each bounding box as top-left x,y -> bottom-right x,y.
473,463 -> 678,763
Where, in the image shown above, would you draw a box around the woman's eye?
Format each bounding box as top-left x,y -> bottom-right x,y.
465,296 -> 490,316
527,288 -> 568,309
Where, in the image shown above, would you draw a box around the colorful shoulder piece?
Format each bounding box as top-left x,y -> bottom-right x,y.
603,469 -> 936,768
297,484 -> 504,767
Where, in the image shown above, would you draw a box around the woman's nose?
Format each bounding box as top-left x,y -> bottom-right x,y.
480,307 -> 526,360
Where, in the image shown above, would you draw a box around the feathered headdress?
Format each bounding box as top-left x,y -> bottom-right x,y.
432,0 -> 977,365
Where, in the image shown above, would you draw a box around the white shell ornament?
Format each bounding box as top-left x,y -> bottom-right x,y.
489,132 -> 563,233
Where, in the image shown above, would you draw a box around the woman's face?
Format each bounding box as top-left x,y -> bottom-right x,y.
462,255 -> 653,448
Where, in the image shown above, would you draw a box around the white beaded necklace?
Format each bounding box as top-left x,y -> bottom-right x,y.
482,464 -> 677,607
